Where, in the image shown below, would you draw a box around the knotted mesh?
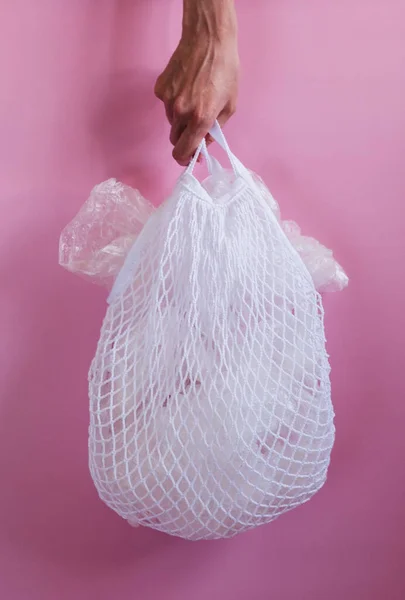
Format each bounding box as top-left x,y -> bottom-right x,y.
88,164 -> 334,540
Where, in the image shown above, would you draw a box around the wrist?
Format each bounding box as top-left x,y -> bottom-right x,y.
182,0 -> 237,43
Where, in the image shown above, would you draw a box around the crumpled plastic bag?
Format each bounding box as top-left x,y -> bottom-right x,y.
59,178 -> 154,288
60,172 -> 348,294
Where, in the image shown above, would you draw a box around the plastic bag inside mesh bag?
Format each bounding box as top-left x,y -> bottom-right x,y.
59,179 -> 154,288
61,123 -> 348,541
59,158 -> 347,294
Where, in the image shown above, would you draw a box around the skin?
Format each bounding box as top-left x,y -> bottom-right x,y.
154,0 -> 239,166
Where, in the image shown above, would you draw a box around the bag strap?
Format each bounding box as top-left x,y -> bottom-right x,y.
185,121 -> 247,179
200,139 -> 215,173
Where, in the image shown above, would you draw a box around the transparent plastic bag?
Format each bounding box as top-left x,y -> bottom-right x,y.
59,164 -> 347,295
59,179 -> 154,288
78,123 -> 348,540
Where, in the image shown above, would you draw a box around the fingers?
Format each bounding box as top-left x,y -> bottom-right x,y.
155,77 -> 174,127
164,102 -> 174,125
171,101 -> 215,166
155,73 -> 237,166
217,101 -> 237,129
172,125 -> 209,166
205,133 -> 214,147
205,101 -> 236,149
153,75 -> 165,103
173,102 -> 236,165
155,77 -> 209,164
170,120 -> 185,146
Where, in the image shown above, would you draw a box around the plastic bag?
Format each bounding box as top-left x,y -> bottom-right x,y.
77,123 -> 348,540
59,179 -> 154,288
60,161 -> 347,295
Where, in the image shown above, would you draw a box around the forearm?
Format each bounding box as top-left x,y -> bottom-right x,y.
182,0 -> 237,41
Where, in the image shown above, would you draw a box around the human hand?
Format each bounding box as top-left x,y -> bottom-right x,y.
154,0 -> 239,166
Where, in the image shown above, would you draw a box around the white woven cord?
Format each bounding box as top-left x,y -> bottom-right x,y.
88,125 -> 336,540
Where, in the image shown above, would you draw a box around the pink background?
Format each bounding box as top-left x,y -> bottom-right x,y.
1,1 -> 404,598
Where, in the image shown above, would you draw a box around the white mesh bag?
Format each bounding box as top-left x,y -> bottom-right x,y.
89,123 -> 336,540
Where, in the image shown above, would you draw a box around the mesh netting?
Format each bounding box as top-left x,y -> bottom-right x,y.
88,146 -> 335,539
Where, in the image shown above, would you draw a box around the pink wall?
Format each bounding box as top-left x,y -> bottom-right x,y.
1,1 -> 404,598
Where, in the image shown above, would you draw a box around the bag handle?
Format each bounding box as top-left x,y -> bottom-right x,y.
185,121 -> 247,179
199,139 -> 215,173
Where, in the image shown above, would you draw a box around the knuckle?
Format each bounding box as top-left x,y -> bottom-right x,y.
228,102 -> 237,117
172,148 -> 187,166
223,101 -> 237,119
154,78 -> 164,100
169,129 -> 178,145
191,107 -> 213,129
173,97 -> 189,117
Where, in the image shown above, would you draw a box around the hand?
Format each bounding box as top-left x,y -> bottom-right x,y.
154,0 -> 239,166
